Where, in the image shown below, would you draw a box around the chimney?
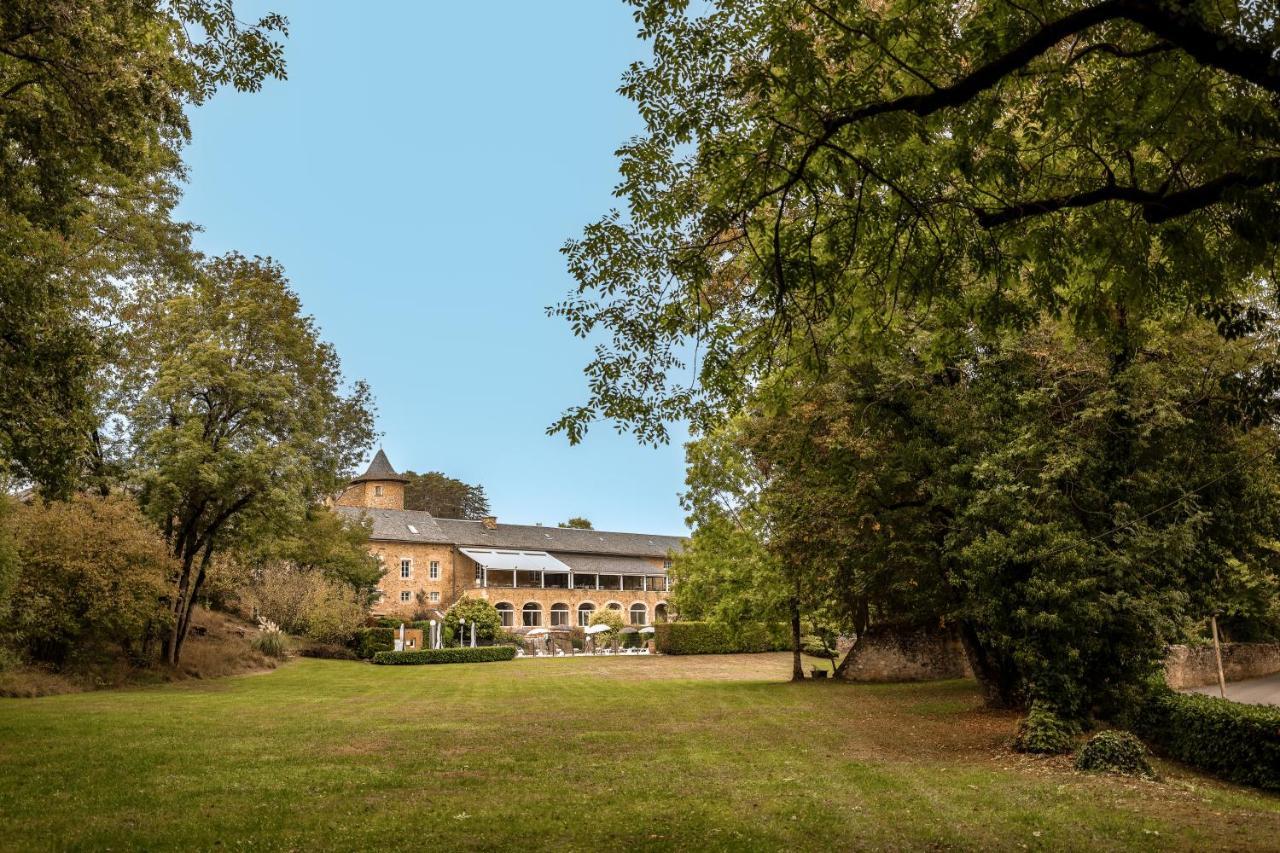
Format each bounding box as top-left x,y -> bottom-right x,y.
482,516 -> 498,530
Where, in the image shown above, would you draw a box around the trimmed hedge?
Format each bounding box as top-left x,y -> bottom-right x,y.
653,621 -> 790,655
371,646 -> 518,665
349,627 -> 394,660
1136,685 -> 1280,791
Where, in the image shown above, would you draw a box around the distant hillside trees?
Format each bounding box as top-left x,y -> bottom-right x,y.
403,471 -> 489,519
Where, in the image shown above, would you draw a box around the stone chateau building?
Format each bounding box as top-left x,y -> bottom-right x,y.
334,450 -> 683,631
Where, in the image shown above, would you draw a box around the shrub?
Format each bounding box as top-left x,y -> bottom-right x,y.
443,598 -> 502,643
6,494 -> 173,665
1074,730 -> 1155,778
371,646 -> 517,665
250,623 -> 287,659
298,643 -> 358,660
653,621 -> 790,655
1013,702 -> 1078,754
349,627 -> 394,659
243,560 -> 367,645
1136,684 -> 1280,791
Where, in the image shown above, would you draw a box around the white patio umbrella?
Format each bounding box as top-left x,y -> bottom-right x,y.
639,626 -> 655,634
525,628 -> 549,636
583,624 -> 613,635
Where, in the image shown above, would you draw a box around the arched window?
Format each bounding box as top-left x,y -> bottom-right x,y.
654,603 -> 668,623
550,603 -> 570,627
522,602 -> 542,627
629,603 -> 647,626
577,602 -> 595,626
495,602 -> 514,628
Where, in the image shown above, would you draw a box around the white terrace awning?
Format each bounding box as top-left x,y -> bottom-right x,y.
459,548 -> 573,574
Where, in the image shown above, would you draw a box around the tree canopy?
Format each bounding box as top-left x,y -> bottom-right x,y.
402,471 -> 490,519
111,253 -> 374,662
559,517 -> 594,529
0,0 -> 287,495
553,0 -> 1280,444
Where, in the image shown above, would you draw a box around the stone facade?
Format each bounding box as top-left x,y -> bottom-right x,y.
335,480 -> 405,512
337,449 -> 678,624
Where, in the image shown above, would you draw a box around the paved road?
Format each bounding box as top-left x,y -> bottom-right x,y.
1183,672 -> 1280,706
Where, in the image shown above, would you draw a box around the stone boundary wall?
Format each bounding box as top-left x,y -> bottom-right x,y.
839,624 -> 973,682
1163,642 -> 1280,690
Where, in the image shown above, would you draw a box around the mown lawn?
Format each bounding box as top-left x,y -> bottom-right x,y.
0,654 -> 1277,851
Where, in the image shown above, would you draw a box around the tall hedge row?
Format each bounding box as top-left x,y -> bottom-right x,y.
653,621 -> 790,655
1137,685 -> 1280,791
371,646 -> 517,665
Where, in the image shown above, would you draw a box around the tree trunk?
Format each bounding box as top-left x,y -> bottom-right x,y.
789,588 -> 804,682
958,620 -> 1021,708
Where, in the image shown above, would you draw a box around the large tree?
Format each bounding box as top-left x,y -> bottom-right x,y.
402,471 -> 490,519
112,253 -> 374,663
0,0 -> 286,495
553,0 -> 1280,443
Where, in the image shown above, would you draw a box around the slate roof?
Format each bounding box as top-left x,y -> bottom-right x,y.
334,506 -> 683,558
555,553 -> 667,576
351,449 -> 409,484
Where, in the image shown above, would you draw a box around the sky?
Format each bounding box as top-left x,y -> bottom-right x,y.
175,1 -> 690,534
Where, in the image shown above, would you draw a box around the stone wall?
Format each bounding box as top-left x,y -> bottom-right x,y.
1163,642 -> 1280,690
839,624 -> 973,682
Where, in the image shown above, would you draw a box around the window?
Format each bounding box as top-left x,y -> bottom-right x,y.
629,603 -> 647,626
429,591 -> 440,602
663,559 -> 672,570
475,563 -> 484,585
495,603 -> 515,627
522,602 -> 542,627
550,603 -> 570,627
399,591 -> 411,603
577,602 -> 595,626
655,603 -> 669,623
429,561 -> 439,580
400,559 -> 412,579
374,485 -> 384,497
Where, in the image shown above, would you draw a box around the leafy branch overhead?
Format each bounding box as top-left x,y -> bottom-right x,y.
552,0 -> 1280,442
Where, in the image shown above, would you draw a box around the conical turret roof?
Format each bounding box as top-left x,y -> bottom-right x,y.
350,449 -> 409,484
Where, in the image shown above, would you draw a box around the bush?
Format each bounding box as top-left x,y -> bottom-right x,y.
298,643 -> 358,660
653,621 -> 790,655
1136,684 -> 1280,791
443,598 -> 502,643
243,560 -> 367,645
250,629 -> 287,659
1074,730 -> 1154,778
349,627 -> 394,659
1013,702 -> 1078,754
371,646 -> 517,665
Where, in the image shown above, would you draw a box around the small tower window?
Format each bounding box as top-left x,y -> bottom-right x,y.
374,485 -> 384,497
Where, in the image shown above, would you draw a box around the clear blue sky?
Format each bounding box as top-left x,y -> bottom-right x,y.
175,1 -> 689,534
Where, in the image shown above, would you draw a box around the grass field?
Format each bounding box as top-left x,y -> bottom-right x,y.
1,654 -> 1277,851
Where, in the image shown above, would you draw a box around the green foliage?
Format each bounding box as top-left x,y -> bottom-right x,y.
248,508 -> 380,594
0,497 -> 15,621
443,598 -> 502,643
559,517 -> 593,529
553,0 -> 1280,446
587,608 -> 626,648
4,495 -> 173,665
243,560 -> 369,645
113,253 -> 374,662
371,646 -> 517,665
0,0 -> 286,495
349,628 -> 394,660
1074,731 -> 1155,779
250,629 -> 287,659
1012,703 -> 1079,755
401,471 -> 489,519
653,621 -> 790,655
1136,685 -> 1280,791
